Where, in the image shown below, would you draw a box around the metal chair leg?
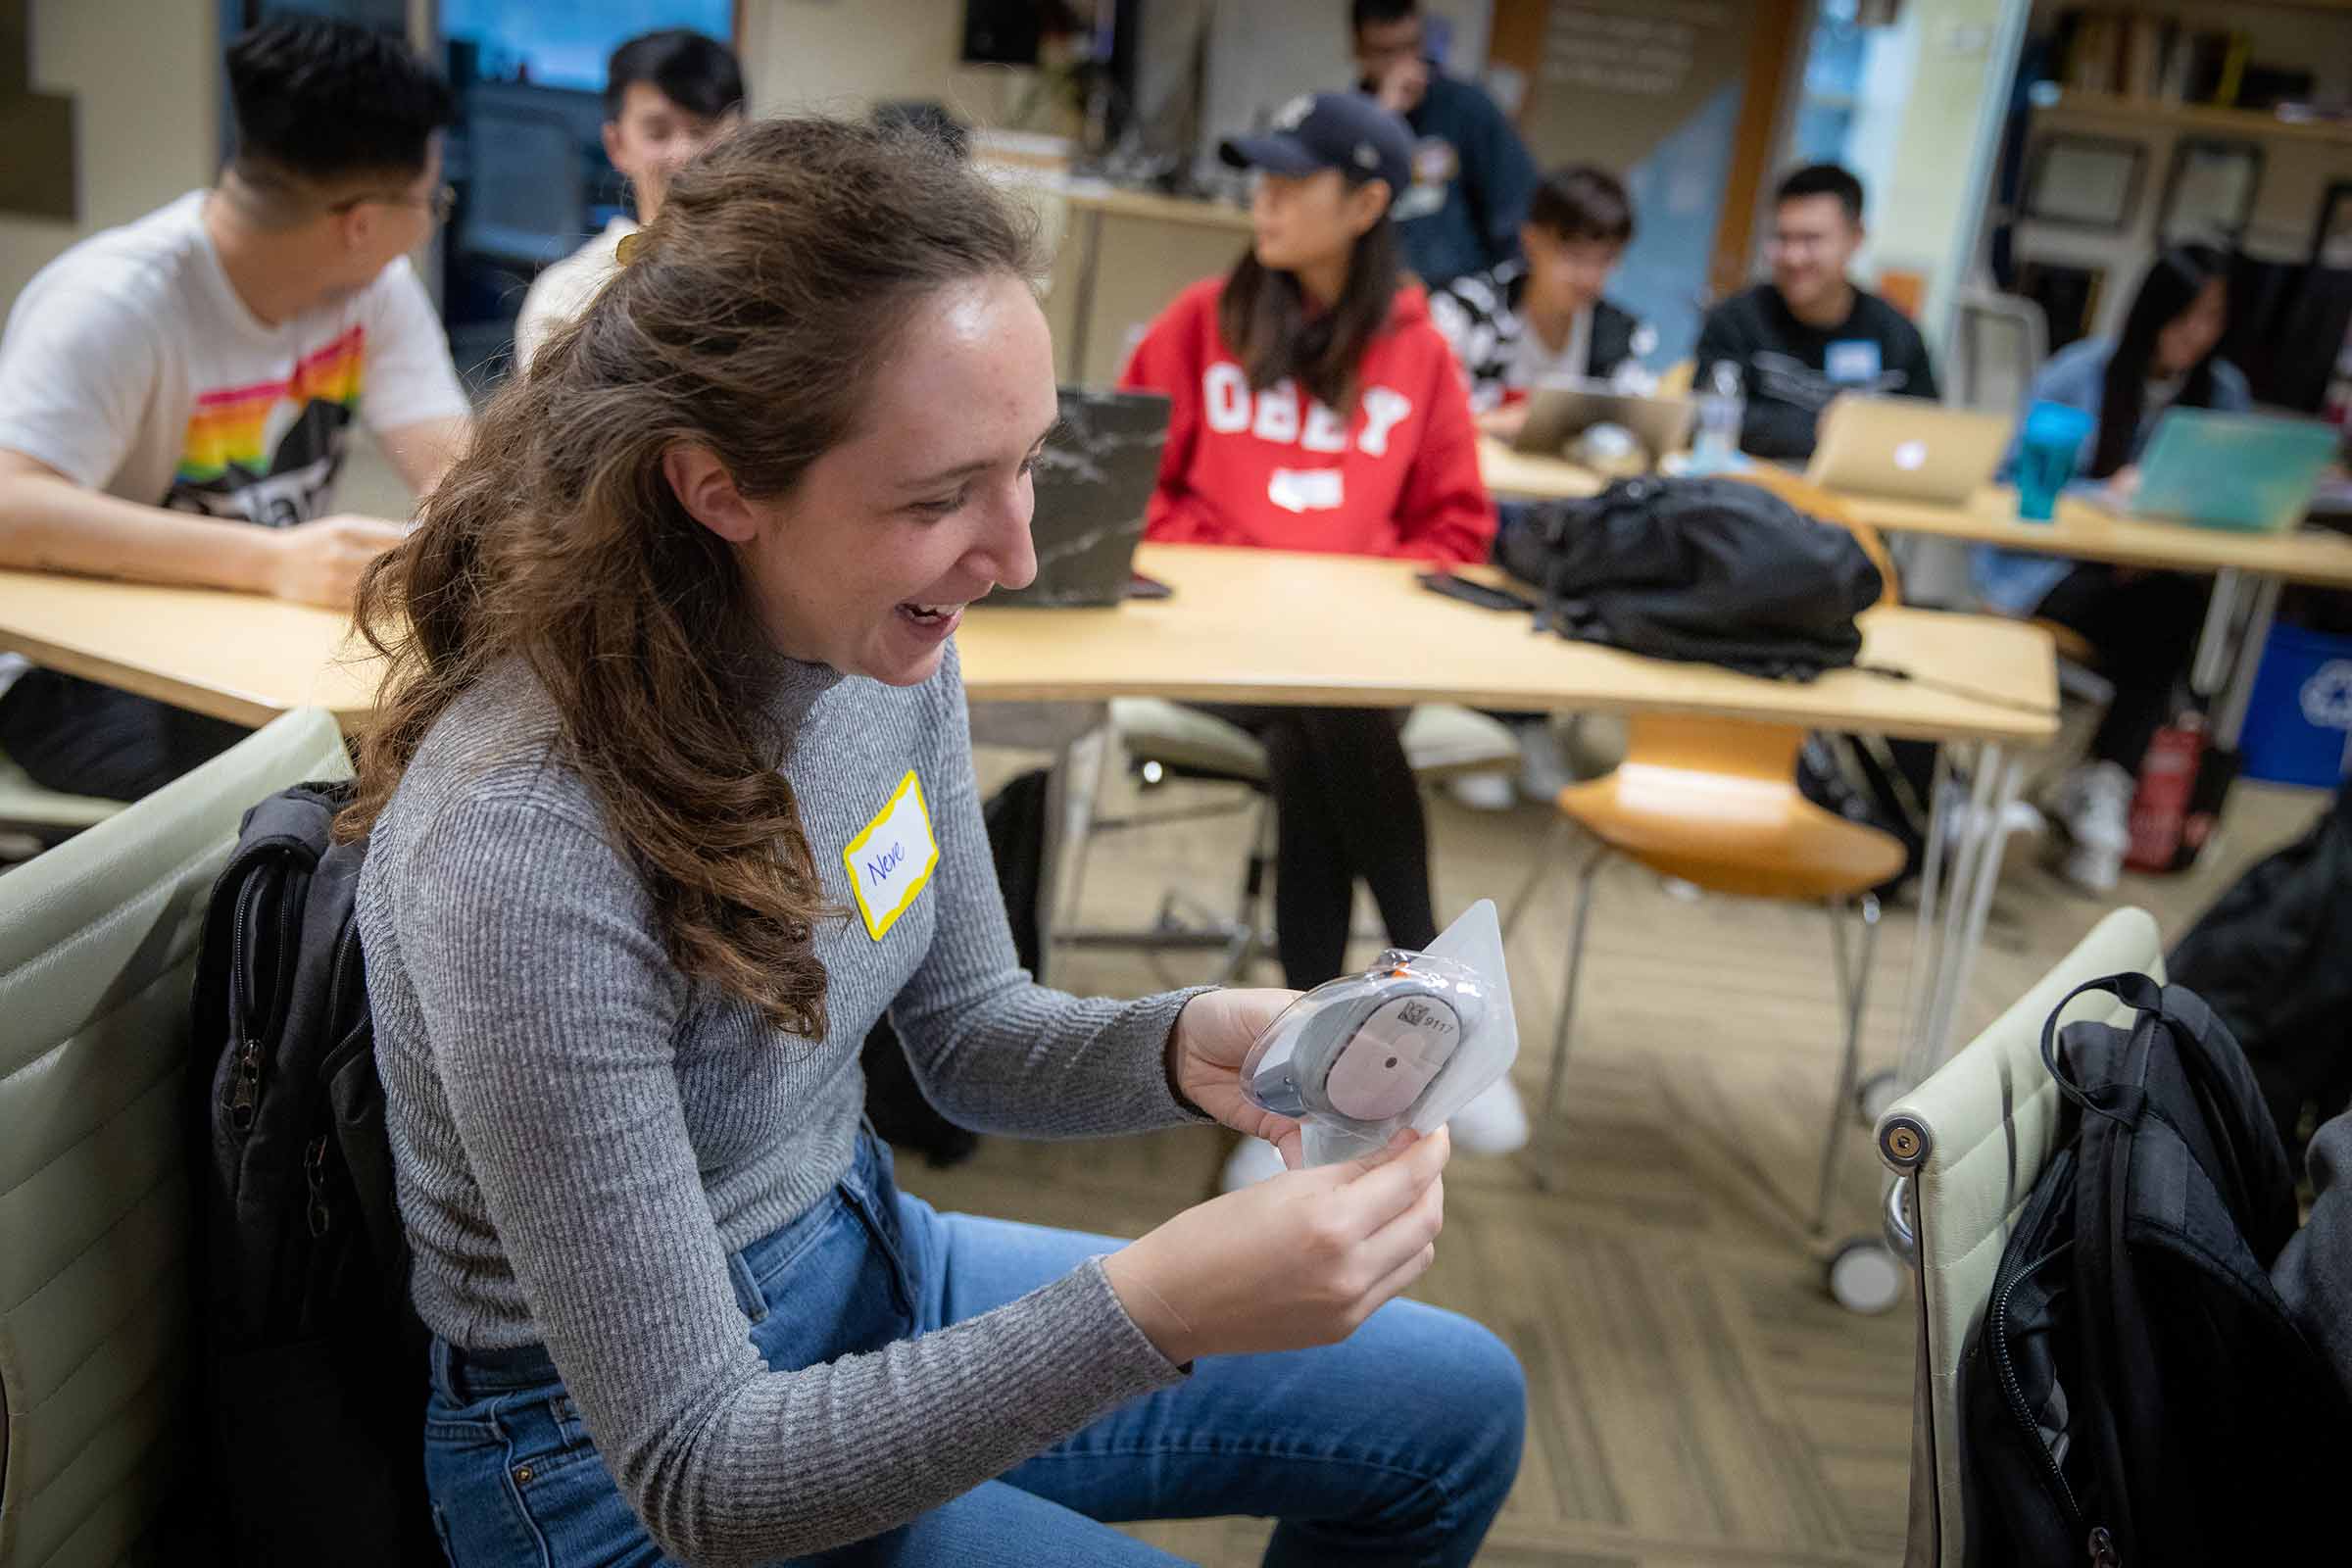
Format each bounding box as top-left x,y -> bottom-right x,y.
1544,848 -> 1609,1121
1214,796 -> 1276,984
1532,847 -> 1608,1192
1503,815 -> 1574,944
1813,892 -> 1883,1236
1055,723 -> 1116,937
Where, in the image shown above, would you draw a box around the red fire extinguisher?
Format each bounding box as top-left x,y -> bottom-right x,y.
2127,712 -> 2206,873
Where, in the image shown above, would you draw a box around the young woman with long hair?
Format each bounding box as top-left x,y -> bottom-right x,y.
347,116 -> 1522,1566
1974,244 -> 2250,892
1120,94 -> 1525,1187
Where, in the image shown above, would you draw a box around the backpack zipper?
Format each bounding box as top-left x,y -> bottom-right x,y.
228,1039 -> 265,1131
303,1133 -> 333,1238
1988,1245 -> 2090,1532
223,861 -> 305,1136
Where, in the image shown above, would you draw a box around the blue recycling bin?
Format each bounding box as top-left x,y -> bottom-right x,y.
2239,621 -> 2352,787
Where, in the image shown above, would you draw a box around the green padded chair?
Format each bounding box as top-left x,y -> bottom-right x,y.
0,709 -> 350,1567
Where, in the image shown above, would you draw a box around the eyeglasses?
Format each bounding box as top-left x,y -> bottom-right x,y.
1768,229 -> 1838,256
330,182 -> 456,225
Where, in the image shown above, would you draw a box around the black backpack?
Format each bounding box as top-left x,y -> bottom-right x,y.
186,780 -> 435,1565
2169,780 -> 2352,1167
1499,475 -> 1884,679
1964,974 -> 2350,1565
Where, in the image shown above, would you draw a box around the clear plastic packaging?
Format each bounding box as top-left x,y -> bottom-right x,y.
1240,900 -> 1520,1165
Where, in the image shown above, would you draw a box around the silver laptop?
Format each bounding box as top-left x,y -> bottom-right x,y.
1806,394 -> 2012,505
1513,379 -> 1692,469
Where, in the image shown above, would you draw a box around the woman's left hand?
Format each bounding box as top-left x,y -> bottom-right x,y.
1169,989 -> 1305,1166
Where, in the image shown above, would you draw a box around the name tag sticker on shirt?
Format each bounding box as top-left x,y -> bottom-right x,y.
1269,467 -> 1345,514
1826,339 -> 1883,384
843,770 -> 941,942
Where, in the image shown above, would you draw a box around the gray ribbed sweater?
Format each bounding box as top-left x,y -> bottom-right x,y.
356,644 -> 1202,1565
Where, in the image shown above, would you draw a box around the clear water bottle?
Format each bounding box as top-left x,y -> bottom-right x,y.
1690,360 -> 1744,473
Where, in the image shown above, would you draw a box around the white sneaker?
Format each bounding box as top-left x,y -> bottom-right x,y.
1447,771 -> 1515,811
1218,1135 -> 1291,1191
1933,779 -> 2047,857
2049,761 -> 2134,894
1447,1076 -> 1532,1155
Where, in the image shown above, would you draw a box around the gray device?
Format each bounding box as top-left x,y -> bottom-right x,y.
1248,962 -> 1471,1127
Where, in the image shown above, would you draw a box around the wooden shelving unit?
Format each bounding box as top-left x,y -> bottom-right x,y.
2040,89 -> 2352,148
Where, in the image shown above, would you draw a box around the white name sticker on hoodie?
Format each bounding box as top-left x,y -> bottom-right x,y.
1269,467 -> 1345,514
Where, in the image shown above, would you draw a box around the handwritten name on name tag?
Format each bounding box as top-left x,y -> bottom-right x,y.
844,770 -> 940,941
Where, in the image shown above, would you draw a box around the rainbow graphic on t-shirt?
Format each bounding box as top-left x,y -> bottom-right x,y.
174,324 -> 367,485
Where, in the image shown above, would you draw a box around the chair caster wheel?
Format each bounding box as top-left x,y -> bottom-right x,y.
1826,1237 -> 1904,1315
1855,1068 -> 1902,1127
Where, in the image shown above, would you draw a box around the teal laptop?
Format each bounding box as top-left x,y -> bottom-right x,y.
2121,409 -> 2340,533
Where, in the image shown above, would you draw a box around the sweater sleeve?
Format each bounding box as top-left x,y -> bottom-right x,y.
1387,337 -> 1498,566
1121,286 -> 1242,546
887,642 -> 1214,1136
388,794 -> 1186,1566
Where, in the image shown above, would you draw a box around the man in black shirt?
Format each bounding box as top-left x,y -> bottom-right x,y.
1692,164 -> 1940,461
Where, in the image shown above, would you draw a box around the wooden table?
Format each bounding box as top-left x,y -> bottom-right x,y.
1476,435 -> 2352,749
1475,437 -> 1609,506
0,571 -> 383,729
1478,434 -> 2352,586
0,547 -> 2053,745
0,545 -> 2051,1081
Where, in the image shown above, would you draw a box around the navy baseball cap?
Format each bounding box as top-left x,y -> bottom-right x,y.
1220,92 -> 1413,205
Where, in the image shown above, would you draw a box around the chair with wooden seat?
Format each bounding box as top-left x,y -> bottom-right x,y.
1503,473 -> 1905,1235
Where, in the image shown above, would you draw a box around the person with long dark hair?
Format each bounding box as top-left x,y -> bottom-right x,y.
1975,243 -> 2250,892
350,116 -> 1524,1565
1121,93 -> 1527,1188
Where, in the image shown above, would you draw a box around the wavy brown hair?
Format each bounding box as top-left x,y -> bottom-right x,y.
339,117 -> 1039,1038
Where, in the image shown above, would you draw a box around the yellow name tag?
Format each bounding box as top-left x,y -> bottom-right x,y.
843,770 -> 941,941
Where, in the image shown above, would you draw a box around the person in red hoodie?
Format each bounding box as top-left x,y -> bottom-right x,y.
1123,92 -> 1510,1187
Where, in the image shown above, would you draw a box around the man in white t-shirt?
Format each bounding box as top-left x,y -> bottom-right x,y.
0,16 -> 472,800
511,29 -> 743,372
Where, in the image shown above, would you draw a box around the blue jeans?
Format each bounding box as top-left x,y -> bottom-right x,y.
422,1134 -> 1525,1566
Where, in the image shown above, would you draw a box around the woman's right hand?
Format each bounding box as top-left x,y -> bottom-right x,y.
1102,1128 -> 1449,1365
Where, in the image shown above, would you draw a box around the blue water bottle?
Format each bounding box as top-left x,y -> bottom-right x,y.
2014,401 -> 2094,521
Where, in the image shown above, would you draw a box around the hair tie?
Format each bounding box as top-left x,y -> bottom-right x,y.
614,231 -> 645,268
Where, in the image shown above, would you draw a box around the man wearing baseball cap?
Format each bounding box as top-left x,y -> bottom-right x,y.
1121,90 -> 1530,1190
